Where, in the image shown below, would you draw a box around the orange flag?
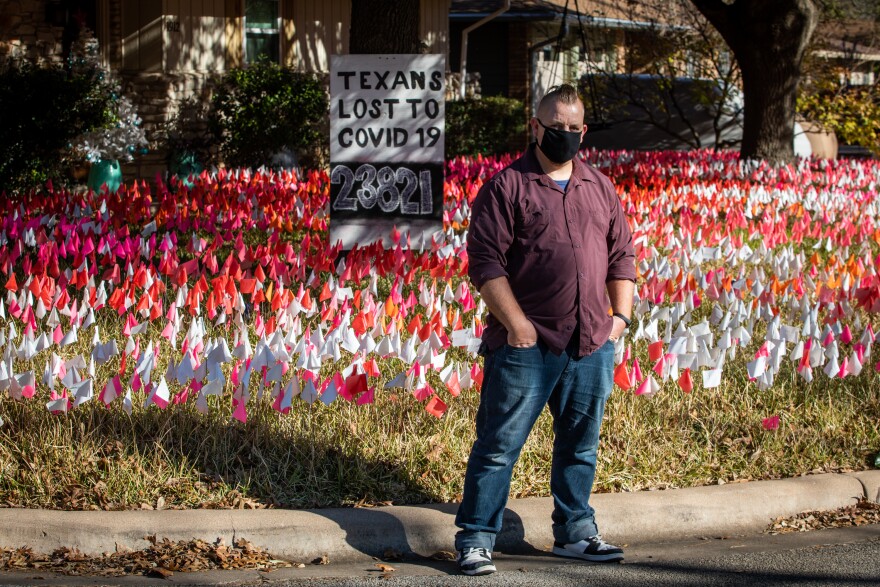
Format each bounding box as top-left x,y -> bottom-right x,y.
425,395 -> 448,418
613,362 -> 632,390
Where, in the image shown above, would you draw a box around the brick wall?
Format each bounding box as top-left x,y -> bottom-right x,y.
0,0 -> 65,64
106,0 -> 121,69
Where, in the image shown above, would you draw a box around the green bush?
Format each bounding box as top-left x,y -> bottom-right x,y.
209,59 -> 328,169
445,97 -> 526,157
798,74 -> 880,158
0,59 -> 112,195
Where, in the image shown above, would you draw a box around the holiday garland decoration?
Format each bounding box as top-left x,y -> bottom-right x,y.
1,150 -> 880,424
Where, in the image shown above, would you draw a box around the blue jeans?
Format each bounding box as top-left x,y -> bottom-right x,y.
454,338 -> 615,551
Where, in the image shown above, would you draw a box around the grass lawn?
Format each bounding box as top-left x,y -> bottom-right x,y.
2,151 -> 880,510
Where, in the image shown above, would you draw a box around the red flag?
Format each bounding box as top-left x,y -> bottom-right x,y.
425,395 -> 448,418
678,368 -> 693,393
613,362 -> 632,390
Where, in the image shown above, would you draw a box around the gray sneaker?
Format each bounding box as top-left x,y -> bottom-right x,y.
457,547 -> 497,575
552,534 -> 624,562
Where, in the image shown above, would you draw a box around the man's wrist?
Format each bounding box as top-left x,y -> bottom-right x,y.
509,316 -> 533,331
612,312 -> 631,328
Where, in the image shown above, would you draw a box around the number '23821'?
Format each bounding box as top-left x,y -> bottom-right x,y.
331,164 -> 434,215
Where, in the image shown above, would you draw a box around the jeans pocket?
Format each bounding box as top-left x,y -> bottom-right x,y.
506,342 -> 538,351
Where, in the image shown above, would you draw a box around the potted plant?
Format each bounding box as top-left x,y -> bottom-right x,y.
67,27 -> 147,193
159,96 -> 212,190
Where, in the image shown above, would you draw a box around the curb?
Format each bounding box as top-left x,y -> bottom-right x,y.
0,471 -> 876,563
848,470 -> 880,504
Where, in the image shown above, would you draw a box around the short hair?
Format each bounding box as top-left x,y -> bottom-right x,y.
537,84 -> 582,115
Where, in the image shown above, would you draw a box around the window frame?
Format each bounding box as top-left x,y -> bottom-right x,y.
242,0 -> 281,65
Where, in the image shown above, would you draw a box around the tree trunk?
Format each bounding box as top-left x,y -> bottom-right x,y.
690,0 -> 819,163
349,0 -> 421,54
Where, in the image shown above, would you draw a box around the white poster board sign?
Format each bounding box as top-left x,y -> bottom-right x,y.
329,54 -> 445,249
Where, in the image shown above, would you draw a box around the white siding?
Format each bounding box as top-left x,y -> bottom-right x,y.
420,0 -> 449,59
284,0 -> 349,72
165,0 -> 227,72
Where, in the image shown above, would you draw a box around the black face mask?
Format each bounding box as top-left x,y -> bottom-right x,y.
536,120 -> 582,164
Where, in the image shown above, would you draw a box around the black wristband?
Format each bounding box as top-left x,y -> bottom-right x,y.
612,312 -> 631,328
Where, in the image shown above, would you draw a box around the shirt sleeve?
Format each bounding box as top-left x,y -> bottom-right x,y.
604,180 -> 637,283
466,177 -> 515,290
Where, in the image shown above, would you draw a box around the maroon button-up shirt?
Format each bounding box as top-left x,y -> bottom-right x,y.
467,144 -> 637,357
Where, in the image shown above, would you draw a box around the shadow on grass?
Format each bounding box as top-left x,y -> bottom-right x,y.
0,399 -> 436,509
0,397 -> 550,563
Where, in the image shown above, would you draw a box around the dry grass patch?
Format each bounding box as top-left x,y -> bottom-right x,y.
1,349 -> 878,510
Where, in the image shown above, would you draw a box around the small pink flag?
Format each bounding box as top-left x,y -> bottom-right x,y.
232,397 -> 247,423
632,357 -> 643,383
762,415 -> 780,430
413,384 -> 433,401
356,386 -> 375,405
446,371 -> 461,397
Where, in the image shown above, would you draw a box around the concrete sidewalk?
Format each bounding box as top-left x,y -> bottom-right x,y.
0,471 -> 877,563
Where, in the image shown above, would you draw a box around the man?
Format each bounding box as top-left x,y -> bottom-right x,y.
455,84 -> 636,576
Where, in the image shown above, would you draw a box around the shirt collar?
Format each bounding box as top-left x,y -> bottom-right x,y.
521,143 -> 596,189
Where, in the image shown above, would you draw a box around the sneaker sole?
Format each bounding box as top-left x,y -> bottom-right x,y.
460,564 -> 497,576
552,546 -> 624,563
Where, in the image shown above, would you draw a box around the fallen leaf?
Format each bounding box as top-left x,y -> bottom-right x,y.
429,551 -> 456,561
146,567 -> 173,579
0,535 -> 293,576
765,500 -> 880,534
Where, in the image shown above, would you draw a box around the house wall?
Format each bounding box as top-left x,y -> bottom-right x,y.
283,0 -> 349,72
122,0 -> 452,177
420,0 -> 450,56
162,0 -> 228,73
2,0 -> 454,180
0,0 -> 70,64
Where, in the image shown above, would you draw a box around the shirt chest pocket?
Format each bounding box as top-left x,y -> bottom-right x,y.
583,205 -> 609,231
515,206 -> 552,253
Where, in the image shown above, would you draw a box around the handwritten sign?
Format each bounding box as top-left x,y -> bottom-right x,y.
330,54 -> 445,249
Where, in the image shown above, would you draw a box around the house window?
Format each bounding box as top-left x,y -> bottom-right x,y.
244,0 -> 279,63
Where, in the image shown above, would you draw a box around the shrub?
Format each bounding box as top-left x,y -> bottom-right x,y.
445,97 -> 526,157
209,59 -> 328,169
0,59 -> 110,194
158,96 -> 213,183
0,27 -> 146,196
67,28 -> 147,166
798,73 -> 880,157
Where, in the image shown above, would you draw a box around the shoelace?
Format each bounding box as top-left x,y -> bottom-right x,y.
590,534 -> 612,550
463,547 -> 490,559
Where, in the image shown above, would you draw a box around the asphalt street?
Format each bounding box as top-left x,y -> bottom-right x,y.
1,524 -> 878,586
